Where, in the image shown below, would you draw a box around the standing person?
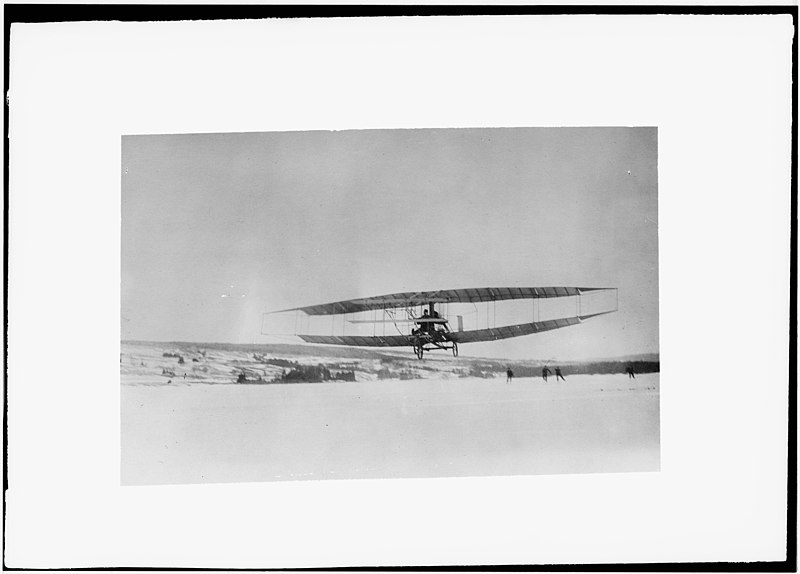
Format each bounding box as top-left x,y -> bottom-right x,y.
506,368 -> 514,383
542,366 -> 551,382
555,366 -> 566,381
626,364 -> 636,379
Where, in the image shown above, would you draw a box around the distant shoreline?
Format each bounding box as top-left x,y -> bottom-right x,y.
121,339 -> 659,365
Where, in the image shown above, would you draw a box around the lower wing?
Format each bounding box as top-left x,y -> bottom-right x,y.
297,311 -> 613,347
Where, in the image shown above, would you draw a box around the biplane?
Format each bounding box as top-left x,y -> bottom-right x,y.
264,287 -> 617,359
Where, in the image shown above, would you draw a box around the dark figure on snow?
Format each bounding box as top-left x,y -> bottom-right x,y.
542,367 -> 551,382
506,369 -> 514,383
555,366 -> 566,381
626,364 -> 636,379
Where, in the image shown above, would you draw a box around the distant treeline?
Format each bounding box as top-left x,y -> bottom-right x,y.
276,364 -> 356,383
376,368 -> 416,380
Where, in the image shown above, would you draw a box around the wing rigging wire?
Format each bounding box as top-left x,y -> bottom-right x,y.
384,308 -> 406,338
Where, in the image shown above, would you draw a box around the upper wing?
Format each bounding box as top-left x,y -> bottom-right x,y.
272,287 -> 614,316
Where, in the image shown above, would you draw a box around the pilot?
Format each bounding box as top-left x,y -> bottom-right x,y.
418,309 -> 432,333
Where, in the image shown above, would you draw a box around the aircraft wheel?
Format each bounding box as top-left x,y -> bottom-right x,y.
452,342 -> 459,357
415,344 -> 424,360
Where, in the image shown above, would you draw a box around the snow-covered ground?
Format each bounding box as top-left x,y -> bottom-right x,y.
121,371 -> 660,485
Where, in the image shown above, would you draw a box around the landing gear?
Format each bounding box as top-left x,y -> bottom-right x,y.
452,342 -> 459,357
414,343 -> 424,359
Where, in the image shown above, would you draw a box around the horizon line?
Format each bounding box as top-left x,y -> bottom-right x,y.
121,338 -> 660,363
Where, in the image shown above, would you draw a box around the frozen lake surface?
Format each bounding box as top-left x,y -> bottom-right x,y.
121,373 -> 660,485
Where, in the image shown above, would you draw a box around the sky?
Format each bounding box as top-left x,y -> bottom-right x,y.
122,127 -> 658,360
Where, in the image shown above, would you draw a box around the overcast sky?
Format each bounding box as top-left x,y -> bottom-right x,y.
122,127 -> 658,360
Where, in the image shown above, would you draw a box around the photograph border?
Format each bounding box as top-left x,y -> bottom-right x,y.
4,4 -> 796,571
